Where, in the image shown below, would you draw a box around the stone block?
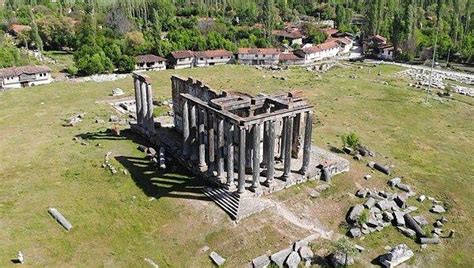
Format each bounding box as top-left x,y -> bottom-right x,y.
285,251 -> 301,268
394,211 -> 406,226
270,247 -> 292,268
298,246 -> 314,261
252,255 -> 270,268
209,251 -> 225,266
379,244 -> 414,268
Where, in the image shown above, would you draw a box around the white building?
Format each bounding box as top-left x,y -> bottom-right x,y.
0,65 -> 52,89
378,44 -> 395,60
332,37 -> 354,54
169,50 -> 194,69
237,48 -> 280,65
135,54 -> 166,71
294,41 -> 340,64
193,50 -> 233,67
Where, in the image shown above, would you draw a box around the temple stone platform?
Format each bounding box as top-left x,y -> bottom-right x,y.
128,73 -> 350,220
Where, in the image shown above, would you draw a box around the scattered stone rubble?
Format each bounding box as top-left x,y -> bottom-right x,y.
251,234 -> 318,268
72,73 -> 128,83
397,68 -> 474,97
346,174 -> 452,250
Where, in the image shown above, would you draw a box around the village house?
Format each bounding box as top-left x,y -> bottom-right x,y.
237,48 -> 280,65
272,27 -> 304,46
377,43 -> 396,60
279,52 -> 305,65
135,54 -> 166,71
193,49 -> 233,67
0,65 -> 52,89
168,50 -> 194,69
294,40 -> 340,64
329,37 -> 354,54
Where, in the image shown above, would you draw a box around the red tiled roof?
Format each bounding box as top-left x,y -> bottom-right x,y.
0,65 -> 51,78
8,24 -> 31,34
170,50 -> 194,59
300,40 -> 340,54
328,37 -> 353,46
193,49 -> 233,58
238,48 -> 280,55
279,53 -> 303,61
272,28 -> 304,39
373,35 -> 387,43
136,54 -> 166,63
378,43 -> 394,50
320,28 -> 339,36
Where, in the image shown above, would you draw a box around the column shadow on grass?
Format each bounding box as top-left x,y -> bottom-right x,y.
115,155 -> 209,201
77,128 -> 209,201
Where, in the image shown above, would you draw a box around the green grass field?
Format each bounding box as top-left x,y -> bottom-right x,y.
0,64 -> 473,267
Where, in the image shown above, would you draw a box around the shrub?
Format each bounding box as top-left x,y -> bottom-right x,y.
341,132 -> 360,149
67,65 -> 78,76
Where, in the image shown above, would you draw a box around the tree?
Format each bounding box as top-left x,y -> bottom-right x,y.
261,0 -> 276,38
116,55 -> 136,73
29,8 -> 43,52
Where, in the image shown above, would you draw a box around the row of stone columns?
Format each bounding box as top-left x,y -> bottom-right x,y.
133,75 -> 155,135
181,99 -> 313,194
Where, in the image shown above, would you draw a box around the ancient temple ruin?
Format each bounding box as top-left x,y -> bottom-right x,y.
131,73 -> 349,219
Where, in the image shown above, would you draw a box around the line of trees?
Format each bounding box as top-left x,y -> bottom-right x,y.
0,0 -> 473,74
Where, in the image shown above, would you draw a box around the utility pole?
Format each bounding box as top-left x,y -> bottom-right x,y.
426,22 -> 439,103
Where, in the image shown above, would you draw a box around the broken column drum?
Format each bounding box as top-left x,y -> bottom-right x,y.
133,73 -> 155,136
171,76 -> 314,194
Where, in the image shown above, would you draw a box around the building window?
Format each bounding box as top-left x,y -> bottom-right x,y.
211,57 -> 214,60
200,58 -> 204,60
220,56 -> 223,59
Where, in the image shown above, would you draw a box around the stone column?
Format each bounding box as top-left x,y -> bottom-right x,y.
207,111 -> 215,169
292,113 -> 302,158
300,111 -> 313,175
198,107 -> 207,172
262,120 -> 269,168
238,126 -> 246,194
279,118 -> 287,162
264,120 -> 275,185
182,100 -> 190,159
226,122 -> 235,188
189,104 -> 197,161
245,125 -> 253,173
282,116 -> 294,181
251,123 -> 261,191
140,81 -> 148,131
134,78 -> 143,126
217,117 -> 225,179
146,83 -> 155,134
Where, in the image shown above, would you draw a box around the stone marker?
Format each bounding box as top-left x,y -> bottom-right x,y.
356,189 -> 368,198
252,255 -> 270,268
397,226 -> 416,239
418,195 -> 426,202
17,251 -> 24,264
48,207 -> 73,231
413,215 -> 429,226
112,88 -> 124,96
347,204 -> 365,223
388,177 -> 401,187
299,246 -> 314,261
285,251 -> 301,268
379,244 -> 414,268
270,247 -> 292,268
431,205 -> 446,213
209,251 -> 226,266
144,258 -> 159,268
349,228 -> 362,238
364,197 -> 376,209
373,163 -> 390,175
364,174 -> 372,180
396,183 -> 411,192
434,220 -> 444,228
419,237 -> 440,244
394,211 -> 406,226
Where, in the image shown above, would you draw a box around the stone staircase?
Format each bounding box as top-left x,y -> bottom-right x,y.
202,187 -> 241,220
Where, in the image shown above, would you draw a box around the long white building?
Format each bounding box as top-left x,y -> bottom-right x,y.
0,65 -> 52,89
